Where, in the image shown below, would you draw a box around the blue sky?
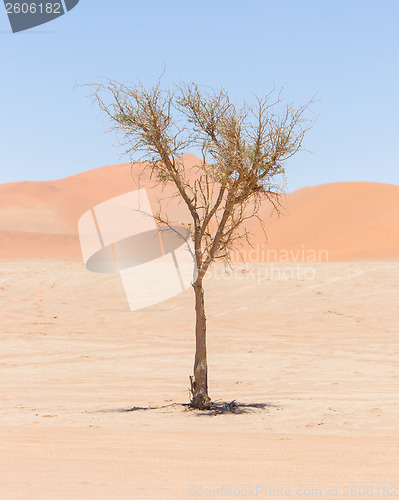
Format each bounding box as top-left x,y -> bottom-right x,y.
0,0 -> 398,192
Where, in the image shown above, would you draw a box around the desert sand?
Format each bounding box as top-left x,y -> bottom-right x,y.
1,154 -> 399,261
1,156 -> 399,498
1,259 -> 399,498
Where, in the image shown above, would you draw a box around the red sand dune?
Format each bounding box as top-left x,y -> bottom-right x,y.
0,154 -> 398,261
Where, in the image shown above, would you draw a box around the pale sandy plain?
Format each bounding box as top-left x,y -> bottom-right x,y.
1,155 -> 399,499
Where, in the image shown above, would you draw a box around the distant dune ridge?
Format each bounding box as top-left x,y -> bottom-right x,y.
0,154 -> 398,261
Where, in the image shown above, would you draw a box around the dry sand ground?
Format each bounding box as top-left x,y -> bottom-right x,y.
1,259 -> 399,499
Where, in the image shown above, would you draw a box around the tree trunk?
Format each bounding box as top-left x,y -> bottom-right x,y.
190,281 -> 211,409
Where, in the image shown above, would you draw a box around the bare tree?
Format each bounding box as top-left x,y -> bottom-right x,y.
84,78 -> 314,409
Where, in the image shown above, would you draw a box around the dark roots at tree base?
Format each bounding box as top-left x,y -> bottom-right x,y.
189,375 -> 212,410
